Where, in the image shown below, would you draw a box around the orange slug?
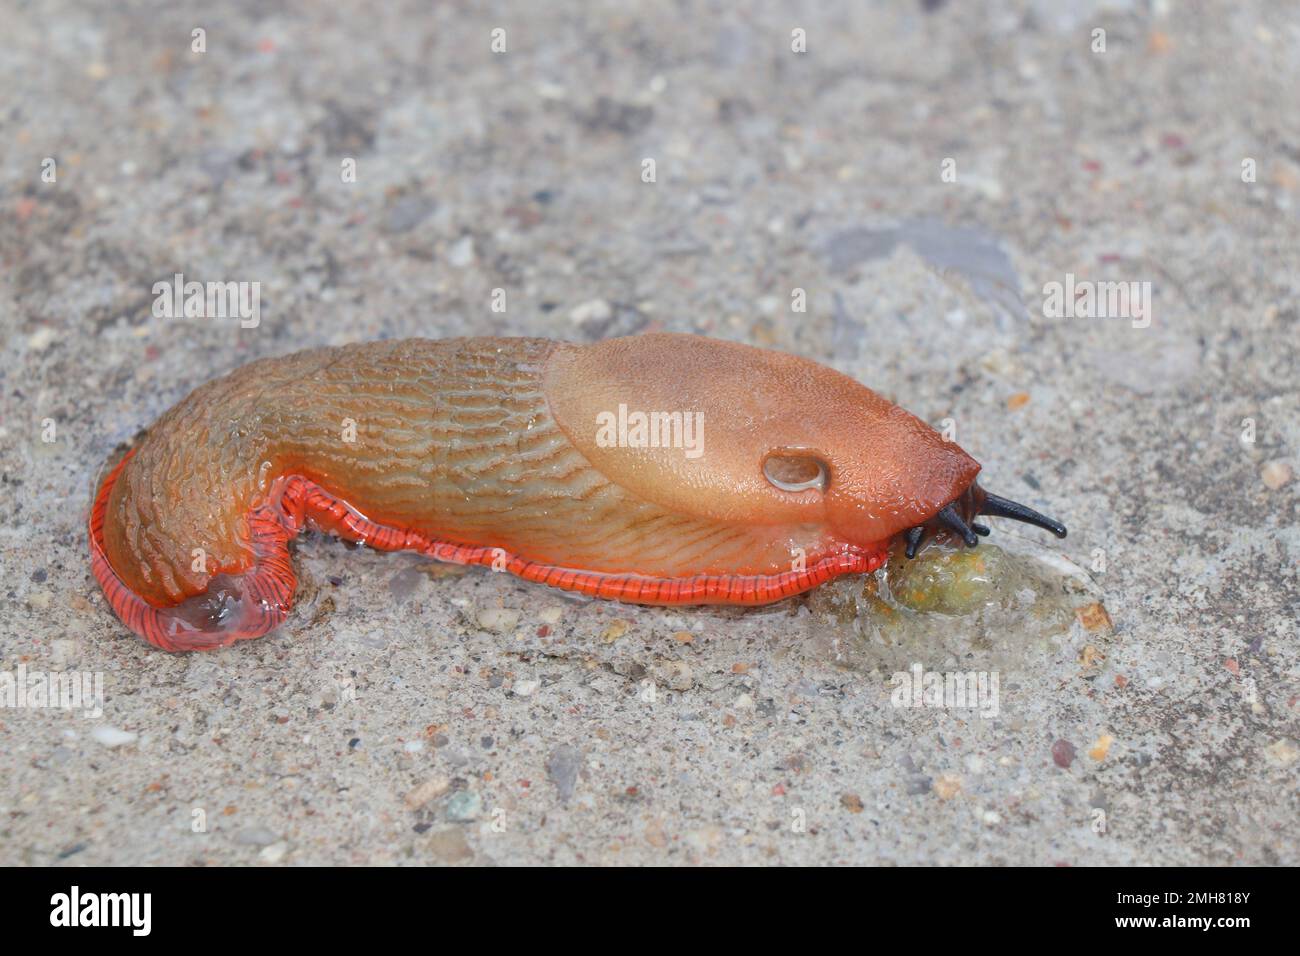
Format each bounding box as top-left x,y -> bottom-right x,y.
89,334 -> 1066,651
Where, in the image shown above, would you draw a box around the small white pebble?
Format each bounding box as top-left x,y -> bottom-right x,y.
514,679 -> 540,697
258,842 -> 288,863
447,235 -> 475,267
569,299 -> 612,325
91,725 -> 137,748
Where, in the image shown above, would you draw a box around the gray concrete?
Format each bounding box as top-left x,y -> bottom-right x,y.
1,0 -> 1296,865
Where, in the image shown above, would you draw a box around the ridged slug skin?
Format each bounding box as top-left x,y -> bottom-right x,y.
90,334 -> 983,651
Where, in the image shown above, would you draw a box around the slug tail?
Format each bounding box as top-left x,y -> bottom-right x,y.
90,450 -> 298,651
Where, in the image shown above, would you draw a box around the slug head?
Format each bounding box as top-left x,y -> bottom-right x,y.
544,333 -> 981,549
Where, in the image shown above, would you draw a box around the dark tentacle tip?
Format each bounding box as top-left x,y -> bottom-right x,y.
980,491 -> 1067,539
937,504 -> 979,547
904,525 -> 925,559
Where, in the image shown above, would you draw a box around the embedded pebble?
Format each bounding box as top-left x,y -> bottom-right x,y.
1088,734 -> 1114,762
1078,644 -> 1106,668
90,725 -> 138,748
405,775 -> 451,810
444,791 -> 482,821
933,774 -> 963,800
1076,602 -> 1113,632
569,299 -> 612,324
447,235 -> 475,267
1261,461 -> 1292,490
546,743 -> 582,801
476,607 -> 519,632
662,660 -> 693,690
258,842 -> 288,863
1052,739 -> 1077,768
601,619 -> 630,643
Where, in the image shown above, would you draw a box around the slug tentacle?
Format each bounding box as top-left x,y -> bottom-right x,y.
904,525 -> 926,560
903,484 -> 1068,559
936,504 -> 979,546
979,491 -> 1069,538
89,333 -> 1067,650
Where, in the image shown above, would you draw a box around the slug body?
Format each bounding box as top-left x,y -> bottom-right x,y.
90,334 -> 1065,651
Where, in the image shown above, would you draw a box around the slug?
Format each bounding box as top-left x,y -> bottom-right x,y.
89,334 -> 1066,651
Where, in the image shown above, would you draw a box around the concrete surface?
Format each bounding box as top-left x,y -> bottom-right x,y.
1,0 -> 1297,865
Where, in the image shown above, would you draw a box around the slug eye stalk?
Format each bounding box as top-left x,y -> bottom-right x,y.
980,492 -> 1068,538
903,487 -> 1067,558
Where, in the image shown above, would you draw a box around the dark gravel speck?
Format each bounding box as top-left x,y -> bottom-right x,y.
1052,740 -> 1077,769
